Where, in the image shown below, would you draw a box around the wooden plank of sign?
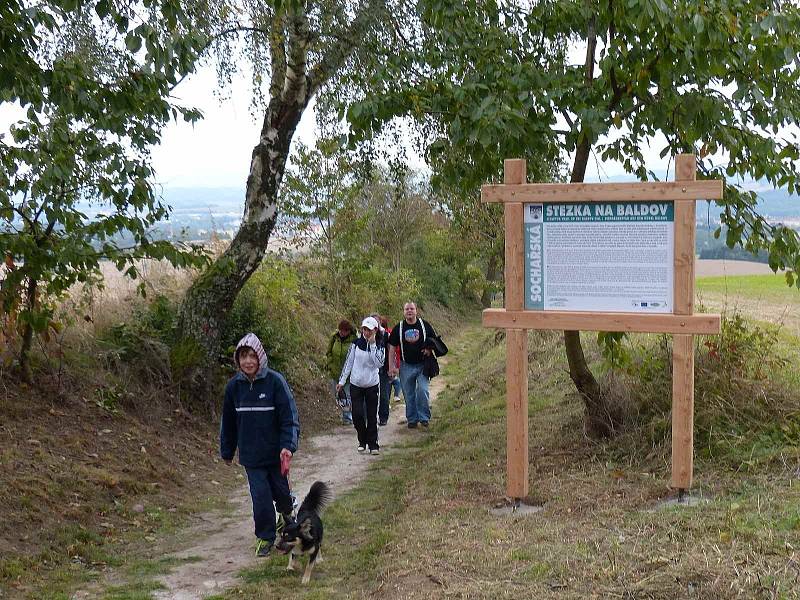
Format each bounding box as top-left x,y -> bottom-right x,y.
481,180 -> 723,203
671,334 -> 695,489
673,154 -> 697,315
671,153 -> 697,491
506,328 -> 529,498
482,309 -> 721,335
503,158 -> 529,499
504,160 -> 526,311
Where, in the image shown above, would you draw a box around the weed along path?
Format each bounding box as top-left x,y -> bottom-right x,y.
146,375 -> 447,600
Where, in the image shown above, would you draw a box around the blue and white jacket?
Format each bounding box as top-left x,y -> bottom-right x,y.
220,334 -> 300,468
338,336 -> 385,388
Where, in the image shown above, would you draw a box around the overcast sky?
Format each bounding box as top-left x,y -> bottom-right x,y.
152,66 -> 678,190
0,63 -> 689,191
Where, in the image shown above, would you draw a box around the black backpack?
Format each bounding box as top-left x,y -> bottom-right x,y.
422,353 -> 440,378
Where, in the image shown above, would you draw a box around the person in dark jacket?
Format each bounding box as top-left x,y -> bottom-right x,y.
325,320 -> 357,424
377,315 -> 393,426
220,332 -> 300,558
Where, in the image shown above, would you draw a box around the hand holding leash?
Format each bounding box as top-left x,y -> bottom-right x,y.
280,448 -> 292,477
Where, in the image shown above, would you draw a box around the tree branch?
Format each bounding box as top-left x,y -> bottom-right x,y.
170,24 -> 272,92
308,0 -> 385,94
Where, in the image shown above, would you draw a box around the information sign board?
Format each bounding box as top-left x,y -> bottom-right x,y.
523,201 -> 675,312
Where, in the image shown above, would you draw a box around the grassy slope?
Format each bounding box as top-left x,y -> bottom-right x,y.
212,278 -> 800,600
0,380 -> 241,600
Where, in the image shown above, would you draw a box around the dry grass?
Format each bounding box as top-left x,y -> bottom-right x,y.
0,380 -> 239,599
0,259 -> 235,599
66,259 -> 196,337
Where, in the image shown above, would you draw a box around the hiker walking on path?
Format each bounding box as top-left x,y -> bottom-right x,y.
220,333 -> 300,558
378,315 -> 401,425
388,302 -> 439,429
325,319 -> 357,424
338,316 -> 385,454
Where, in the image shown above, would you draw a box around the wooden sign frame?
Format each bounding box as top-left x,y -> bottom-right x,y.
482,154 -> 723,500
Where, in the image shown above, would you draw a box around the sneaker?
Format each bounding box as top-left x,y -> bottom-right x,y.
357,445 -> 366,453
369,448 -> 380,455
420,421 -> 429,428
379,420 -> 388,426
255,538 -> 272,557
407,422 -> 417,429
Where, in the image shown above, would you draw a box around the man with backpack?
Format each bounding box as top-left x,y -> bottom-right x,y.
387,302 -> 441,429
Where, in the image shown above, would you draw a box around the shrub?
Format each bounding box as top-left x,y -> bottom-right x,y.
223,257 -> 302,372
404,229 -> 483,308
616,312 -> 796,466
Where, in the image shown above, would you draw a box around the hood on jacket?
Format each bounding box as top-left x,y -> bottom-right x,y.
234,332 -> 268,372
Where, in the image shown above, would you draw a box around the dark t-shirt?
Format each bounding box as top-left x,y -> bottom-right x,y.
388,318 -> 437,365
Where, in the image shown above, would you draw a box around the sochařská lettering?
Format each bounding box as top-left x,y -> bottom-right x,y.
528,225 -> 542,302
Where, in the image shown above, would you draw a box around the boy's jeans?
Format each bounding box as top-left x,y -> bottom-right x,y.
399,361 -> 430,425
244,465 -> 293,543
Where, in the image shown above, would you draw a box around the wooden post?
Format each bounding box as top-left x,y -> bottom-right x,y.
672,154 -> 697,491
504,159 -> 529,500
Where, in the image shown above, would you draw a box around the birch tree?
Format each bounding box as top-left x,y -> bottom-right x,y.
177,0 -> 385,394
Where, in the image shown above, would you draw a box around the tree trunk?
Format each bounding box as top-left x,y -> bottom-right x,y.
481,248 -> 499,308
178,90 -> 311,399
557,13 -> 618,437
18,276 -> 37,384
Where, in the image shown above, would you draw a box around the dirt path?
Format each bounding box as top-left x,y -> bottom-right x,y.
149,376 -> 445,600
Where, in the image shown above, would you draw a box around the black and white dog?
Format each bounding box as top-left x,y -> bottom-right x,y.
275,481 -> 331,584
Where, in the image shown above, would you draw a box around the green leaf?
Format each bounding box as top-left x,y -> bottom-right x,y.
95,0 -> 110,19
693,14 -> 704,33
125,34 -> 142,53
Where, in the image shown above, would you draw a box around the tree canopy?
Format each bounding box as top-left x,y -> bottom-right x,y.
0,0 -> 208,378
334,0 -> 800,433
343,0 -> 800,283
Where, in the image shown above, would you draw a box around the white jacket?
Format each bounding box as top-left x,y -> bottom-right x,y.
339,336 -> 385,388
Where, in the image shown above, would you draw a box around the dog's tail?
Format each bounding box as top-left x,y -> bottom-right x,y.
299,481 -> 331,516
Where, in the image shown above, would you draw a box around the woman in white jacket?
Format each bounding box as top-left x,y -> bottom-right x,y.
337,316 -> 385,454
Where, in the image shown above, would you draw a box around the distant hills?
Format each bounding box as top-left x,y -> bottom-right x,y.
153,182 -> 800,220
743,186 -> 800,218
589,175 -> 800,220
157,187 -> 245,216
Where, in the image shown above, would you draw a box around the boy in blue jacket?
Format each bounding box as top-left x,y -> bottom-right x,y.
220,333 -> 300,557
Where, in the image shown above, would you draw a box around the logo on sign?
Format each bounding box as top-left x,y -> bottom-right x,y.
528,205 -> 543,222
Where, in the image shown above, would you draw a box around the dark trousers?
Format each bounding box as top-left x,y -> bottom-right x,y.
244,465 -> 293,542
351,383 -> 380,450
378,369 -> 391,424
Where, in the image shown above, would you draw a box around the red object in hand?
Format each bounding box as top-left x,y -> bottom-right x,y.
280,452 -> 292,477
